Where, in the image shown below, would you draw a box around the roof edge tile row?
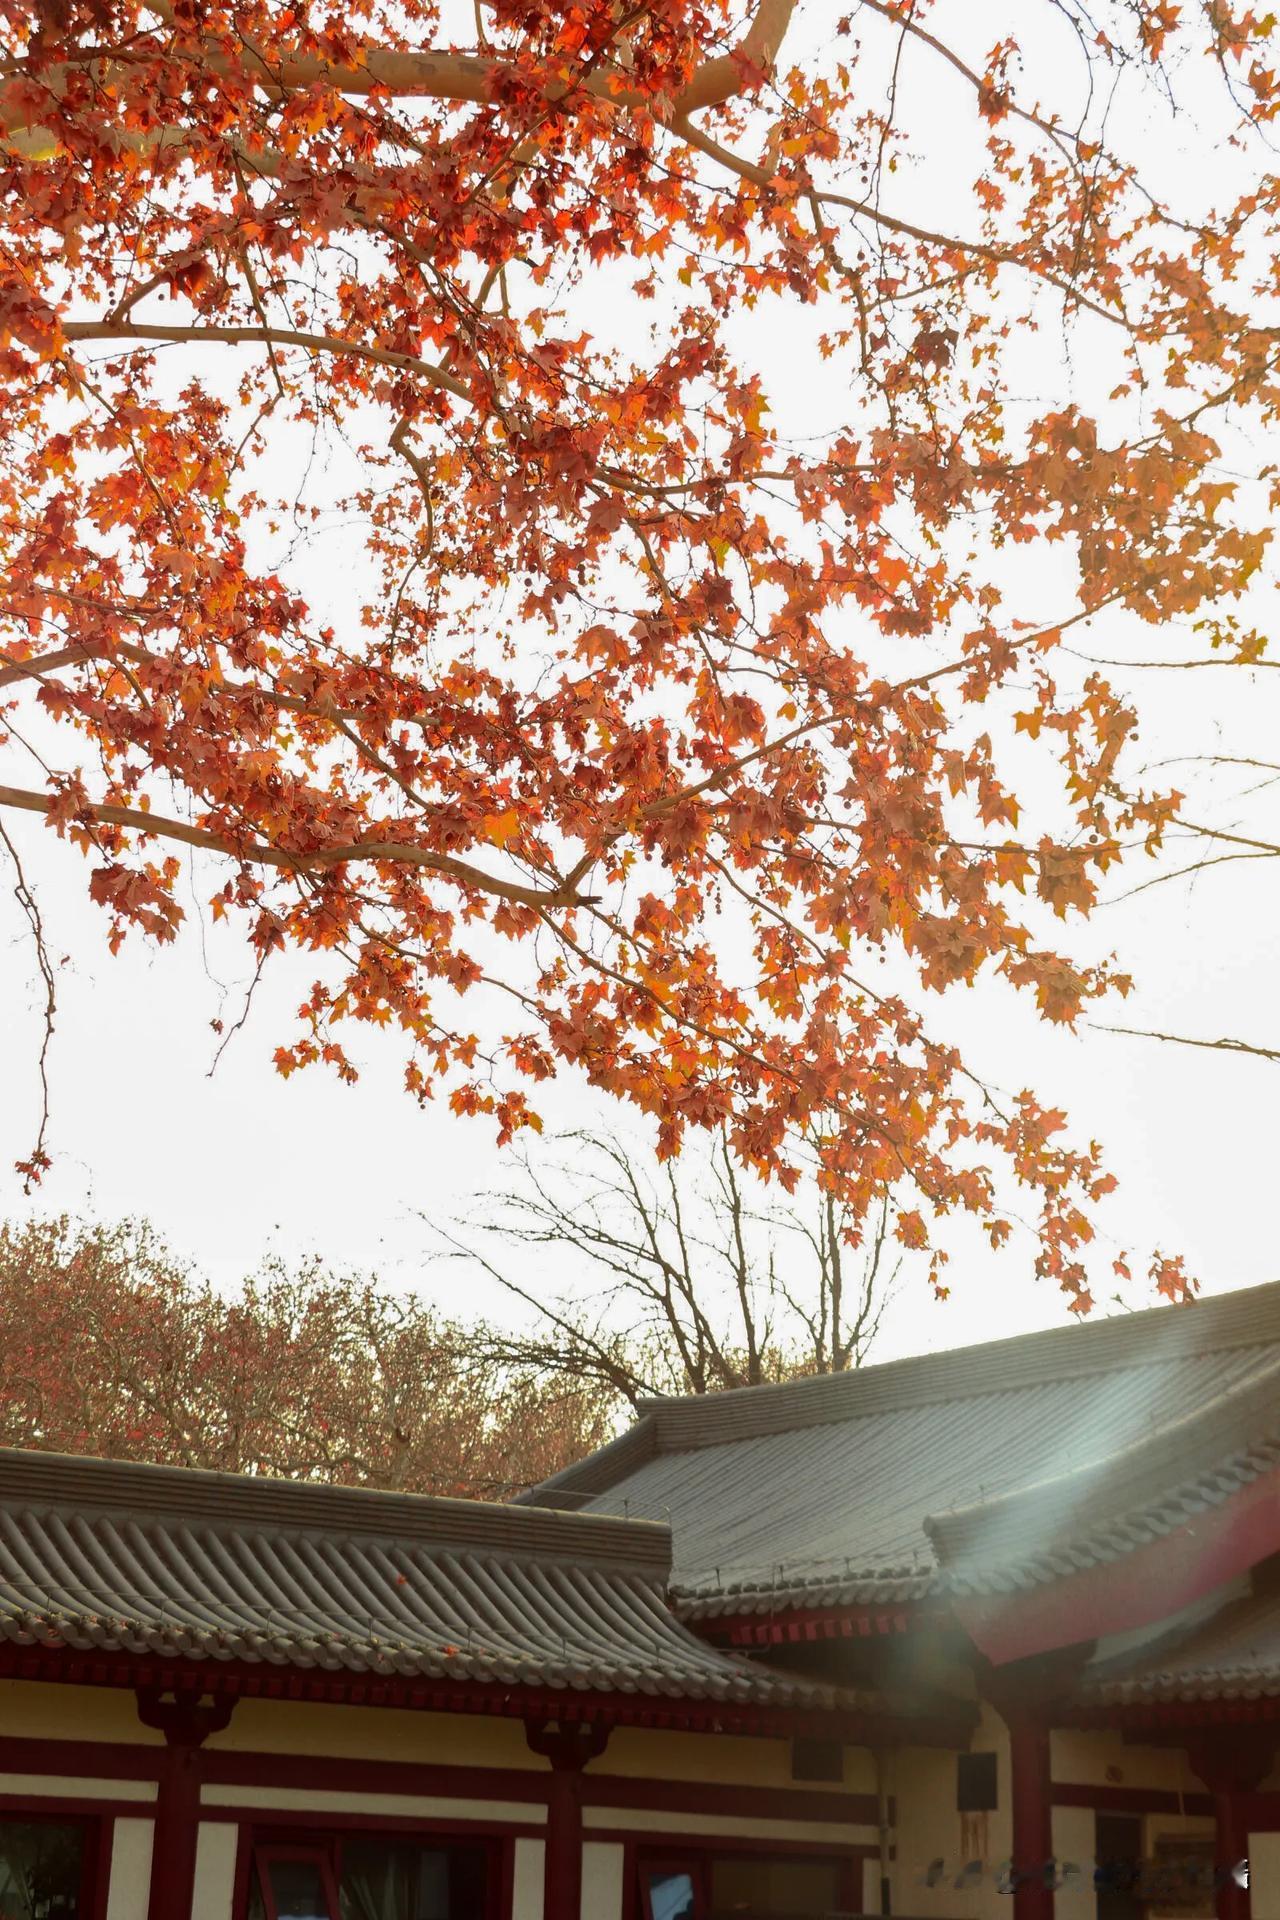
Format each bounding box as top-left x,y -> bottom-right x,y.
0,1447 -> 673,1574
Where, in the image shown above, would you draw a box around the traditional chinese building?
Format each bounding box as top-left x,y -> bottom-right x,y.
2,1280 -> 1279,1920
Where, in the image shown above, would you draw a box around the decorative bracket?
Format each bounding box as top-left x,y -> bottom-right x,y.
135,1686 -> 235,1748
524,1716 -> 611,1772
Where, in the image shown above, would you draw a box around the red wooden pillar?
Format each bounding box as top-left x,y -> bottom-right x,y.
545,1762 -> 586,1920
1187,1731 -> 1277,1920
982,1652 -> 1090,1920
136,1689 -> 234,1920
525,1719 -> 610,1920
1007,1714 -> 1056,1920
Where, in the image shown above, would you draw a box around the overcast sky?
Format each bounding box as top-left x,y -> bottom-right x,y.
1,0 -> 1276,1367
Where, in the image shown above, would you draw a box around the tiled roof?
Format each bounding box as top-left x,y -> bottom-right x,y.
0,1448 -> 853,1712
1078,1578 -> 1280,1707
532,1283 -> 1280,1618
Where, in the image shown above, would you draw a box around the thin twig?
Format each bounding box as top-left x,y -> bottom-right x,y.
0,819 -> 56,1185
1091,1022 -> 1280,1063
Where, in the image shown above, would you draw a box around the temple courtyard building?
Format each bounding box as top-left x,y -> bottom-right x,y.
2,1280 -> 1280,1919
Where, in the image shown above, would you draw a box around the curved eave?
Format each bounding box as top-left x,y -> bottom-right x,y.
675,1569 -> 933,1621
1065,1690 -> 1280,1732
694,1602 -> 924,1649
1083,1670 -> 1280,1709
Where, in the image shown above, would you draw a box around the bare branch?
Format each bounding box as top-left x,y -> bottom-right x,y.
445,1129 -> 893,1401
0,819 -> 55,1187
60,322 -> 469,402
1092,1023 -> 1280,1063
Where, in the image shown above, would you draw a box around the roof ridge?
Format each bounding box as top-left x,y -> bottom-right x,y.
0,1445 -> 673,1574
518,1415 -> 660,1512
607,1280 -> 1280,1453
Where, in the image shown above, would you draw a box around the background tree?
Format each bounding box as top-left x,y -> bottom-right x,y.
2,0 -> 1278,1306
445,1128 -> 896,1408
0,1214 -> 615,1491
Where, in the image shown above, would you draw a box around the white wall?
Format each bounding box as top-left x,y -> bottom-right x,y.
191,1822 -> 240,1920
104,1818 -> 154,1920
1054,1807 -> 1096,1920
581,1841 -> 624,1920
512,1837 -> 545,1920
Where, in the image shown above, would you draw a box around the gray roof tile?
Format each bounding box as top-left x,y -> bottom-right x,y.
534,1283 -> 1280,1616
0,1448 -> 851,1711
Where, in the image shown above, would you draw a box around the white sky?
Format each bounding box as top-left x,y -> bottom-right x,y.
1,0 -> 1276,1368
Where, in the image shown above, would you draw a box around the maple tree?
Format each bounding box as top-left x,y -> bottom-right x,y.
2,0 -> 1278,1308
0,1214 -> 616,1490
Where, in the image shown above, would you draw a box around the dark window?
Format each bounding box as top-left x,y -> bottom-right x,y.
791,1737 -> 843,1783
710,1853 -> 843,1915
639,1850 -> 846,1919
957,1751 -> 999,1812
251,1848 -> 341,1920
0,1818 -> 91,1920
339,1837 -> 489,1919
1096,1813 -> 1145,1920
248,1837 -> 492,1920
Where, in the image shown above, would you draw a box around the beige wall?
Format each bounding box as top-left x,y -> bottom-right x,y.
1052,1728 -> 1204,1795
582,1721 -> 876,1791
1251,1833 -> 1280,1920
895,1706 -> 1014,1920
208,1697 -> 540,1767
0,1677 -> 163,1744
0,1675 -> 875,1796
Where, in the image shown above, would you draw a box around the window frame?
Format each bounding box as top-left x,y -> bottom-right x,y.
241,1826 -> 505,1920
0,1808 -> 105,1920
252,1841 -> 343,1920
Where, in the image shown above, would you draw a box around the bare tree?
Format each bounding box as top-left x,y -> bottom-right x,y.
442,1131 -> 898,1412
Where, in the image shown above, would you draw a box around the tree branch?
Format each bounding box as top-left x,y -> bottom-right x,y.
59,322 -> 469,401
0,783 -> 593,910
6,1 -> 796,137
0,818 -> 55,1188
676,0 -> 798,112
